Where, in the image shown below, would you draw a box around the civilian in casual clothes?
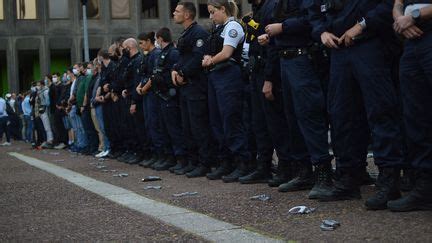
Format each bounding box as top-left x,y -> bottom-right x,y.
21,91 -> 33,143
37,80 -> 54,148
0,95 -> 11,146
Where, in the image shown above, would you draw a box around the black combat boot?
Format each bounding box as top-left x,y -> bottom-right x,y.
365,167 -> 401,210
318,167 -> 362,201
239,162 -> 272,184
206,160 -> 233,180
387,169 -> 432,212
186,164 -> 212,178
109,149 -> 124,159
155,155 -> 177,171
278,161 -> 314,192
126,152 -> 143,164
400,168 -> 415,192
222,160 -> 249,183
308,162 -> 334,199
174,160 -> 196,175
138,153 -> 153,167
268,161 -> 292,187
140,153 -> 159,168
151,154 -> 168,170
360,167 -> 376,186
117,151 -> 132,163
169,158 -> 189,173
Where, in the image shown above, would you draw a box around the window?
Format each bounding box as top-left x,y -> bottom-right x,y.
0,0 -> 4,20
48,0 -> 68,19
142,0 -> 158,19
170,0 -> 180,18
80,0 -> 100,19
16,0 -> 37,19
198,0 -> 209,18
111,0 -> 130,19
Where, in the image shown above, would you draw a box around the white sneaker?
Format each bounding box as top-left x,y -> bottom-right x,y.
95,151 -> 105,158
1,142 -> 11,146
100,150 -> 110,158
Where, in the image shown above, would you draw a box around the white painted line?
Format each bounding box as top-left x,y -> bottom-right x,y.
9,152 -> 283,243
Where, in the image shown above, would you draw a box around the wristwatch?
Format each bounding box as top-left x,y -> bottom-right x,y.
411,9 -> 421,23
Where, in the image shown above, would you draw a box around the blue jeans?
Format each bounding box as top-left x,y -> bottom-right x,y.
400,31 -> 432,170
95,105 -> 110,151
23,115 -> 33,142
68,105 -> 87,148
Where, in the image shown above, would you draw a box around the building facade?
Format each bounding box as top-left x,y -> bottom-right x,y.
0,0 -> 251,94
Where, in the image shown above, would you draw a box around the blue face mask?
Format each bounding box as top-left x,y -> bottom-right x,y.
66,75 -> 71,81
86,69 -> 92,76
44,79 -> 48,86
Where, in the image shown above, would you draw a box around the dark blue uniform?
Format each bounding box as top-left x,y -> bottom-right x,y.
310,0 -> 405,169
387,0 -> 432,212
308,0 -> 405,201
399,1 -> 432,171
154,44 -> 186,162
142,48 -> 165,162
118,52 -> 144,162
174,22 -> 215,174
205,18 -> 251,176
241,0 -> 300,185
276,0 -> 332,166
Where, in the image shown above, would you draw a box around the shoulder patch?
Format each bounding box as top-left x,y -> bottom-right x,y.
196,39 -> 204,47
228,29 -> 238,38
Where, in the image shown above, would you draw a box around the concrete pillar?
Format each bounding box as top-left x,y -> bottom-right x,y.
7,38 -> 18,92
39,37 -> 50,76
158,0 -> 170,26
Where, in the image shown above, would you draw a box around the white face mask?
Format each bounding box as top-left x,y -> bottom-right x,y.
155,41 -> 161,49
52,77 -> 58,83
86,69 -> 92,75
72,68 -> 79,75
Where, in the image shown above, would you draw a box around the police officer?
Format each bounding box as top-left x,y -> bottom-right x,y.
263,0 -> 334,197
238,0 -> 298,187
309,0 -> 405,207
109,42 -> 132,160
120,38 -> 147,164
203,0 -> 251,181
149,27 -> 187,171
388,0 -> 432,212
136,32 -> 166,168
171,2 -> 215,177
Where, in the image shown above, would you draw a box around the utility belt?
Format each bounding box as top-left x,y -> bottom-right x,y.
279,47 -> 310,59
209,59 -> 239,72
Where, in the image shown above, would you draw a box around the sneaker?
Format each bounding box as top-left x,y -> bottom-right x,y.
100,150 -> 110,158
54,143 -> 67,150
1,142 -> 11,146
95,151 -> 105,158
42,143 -> 54,149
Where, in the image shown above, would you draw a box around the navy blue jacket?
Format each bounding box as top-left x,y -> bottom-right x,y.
308,0 -> 394,42
142,48 -> 162,83
175,22 -> 209,80
154,43 -> 180,91
273,0 -> 314,48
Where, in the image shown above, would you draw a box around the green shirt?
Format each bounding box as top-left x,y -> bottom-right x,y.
76,74 -> 92,107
